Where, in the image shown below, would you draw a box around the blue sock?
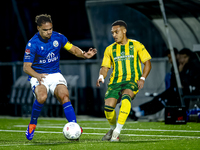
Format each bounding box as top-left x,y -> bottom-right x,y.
63,102 -> 77,123
30,100 -> 44,125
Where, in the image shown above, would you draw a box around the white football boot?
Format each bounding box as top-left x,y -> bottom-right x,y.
110,130 -> 120,142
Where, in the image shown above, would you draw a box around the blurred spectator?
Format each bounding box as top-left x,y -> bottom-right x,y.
131,48 -> 200,119
178,48 -> 200,95
165,48 -> 179,90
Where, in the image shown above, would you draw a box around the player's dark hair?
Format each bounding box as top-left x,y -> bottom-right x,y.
112,20 -> 127,29
35,14 -> 52,26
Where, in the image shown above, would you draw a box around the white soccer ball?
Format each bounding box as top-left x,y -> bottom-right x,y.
63,122 -> 82,140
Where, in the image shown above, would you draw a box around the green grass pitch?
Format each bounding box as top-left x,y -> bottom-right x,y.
0,117 -> 200,150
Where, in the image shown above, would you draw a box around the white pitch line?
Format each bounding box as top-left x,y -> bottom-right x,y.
36,123 -> 112,126
0,129 -> 199,139
0,130 -> 61,134
82,127 -> 200,133
13,125 -> 200,133
14,125 -> 62,129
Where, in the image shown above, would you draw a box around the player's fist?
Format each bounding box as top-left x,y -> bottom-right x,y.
137,79 -> 145,90
96,75 -> 104,87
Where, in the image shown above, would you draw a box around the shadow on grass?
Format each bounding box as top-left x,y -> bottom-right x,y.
25,138 -> 160,146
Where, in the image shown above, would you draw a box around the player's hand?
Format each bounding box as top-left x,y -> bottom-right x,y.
36,74 -> 48,85
96,79 -> 104,87
96,75 -> 104,87
137,79 -> 145,90
83,48 -> 97,59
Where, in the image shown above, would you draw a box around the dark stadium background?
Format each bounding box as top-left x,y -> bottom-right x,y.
1,0 -> 92,115
2,0 -> 200,118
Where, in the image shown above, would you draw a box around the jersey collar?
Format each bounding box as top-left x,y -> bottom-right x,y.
37,32 -> 52,43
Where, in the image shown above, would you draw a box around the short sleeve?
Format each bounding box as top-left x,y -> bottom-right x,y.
58,33 -> 73,50
137,42 -> 151,63
101,47 -> 112,68
23,42 -> 36,63
59,33 -> 69,47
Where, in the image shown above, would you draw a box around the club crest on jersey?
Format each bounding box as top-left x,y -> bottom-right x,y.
53,40 -> 59,47
129,46 -> 133,51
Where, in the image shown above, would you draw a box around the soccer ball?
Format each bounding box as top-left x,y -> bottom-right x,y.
63,122 -> 82,140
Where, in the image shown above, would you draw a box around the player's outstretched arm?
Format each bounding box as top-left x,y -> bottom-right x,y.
96,66 -> 110,87
67,45 -> 97,59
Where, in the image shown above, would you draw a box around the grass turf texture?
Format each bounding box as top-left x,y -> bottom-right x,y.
0,117 -> 200,150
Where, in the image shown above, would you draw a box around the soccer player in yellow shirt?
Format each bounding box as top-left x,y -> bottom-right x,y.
96,20 -> 152,141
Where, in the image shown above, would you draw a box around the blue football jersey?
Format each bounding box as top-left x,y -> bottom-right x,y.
24,31 -> 69,79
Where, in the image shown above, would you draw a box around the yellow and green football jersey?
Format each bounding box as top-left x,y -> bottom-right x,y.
101,39 -> 151,85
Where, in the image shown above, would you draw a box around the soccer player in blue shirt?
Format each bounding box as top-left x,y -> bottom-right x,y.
24,14 -> 97,140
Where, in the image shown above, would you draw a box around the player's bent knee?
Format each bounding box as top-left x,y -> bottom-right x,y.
58,94 -> 70,105
105,98 -> 117,108
36,93 -> 47,104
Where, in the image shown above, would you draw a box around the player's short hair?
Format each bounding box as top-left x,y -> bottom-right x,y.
112,20 -> 127,29
35,14 -> 52,26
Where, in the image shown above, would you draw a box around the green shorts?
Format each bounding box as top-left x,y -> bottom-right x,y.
105,81 -> 139,101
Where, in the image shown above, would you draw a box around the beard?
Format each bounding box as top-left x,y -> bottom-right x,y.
45,34 -> 52,39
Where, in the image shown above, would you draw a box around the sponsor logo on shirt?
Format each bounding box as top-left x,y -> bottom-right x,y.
25,49 -> 30,55
39,52 -> 58,64
114,55 -> 134,62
